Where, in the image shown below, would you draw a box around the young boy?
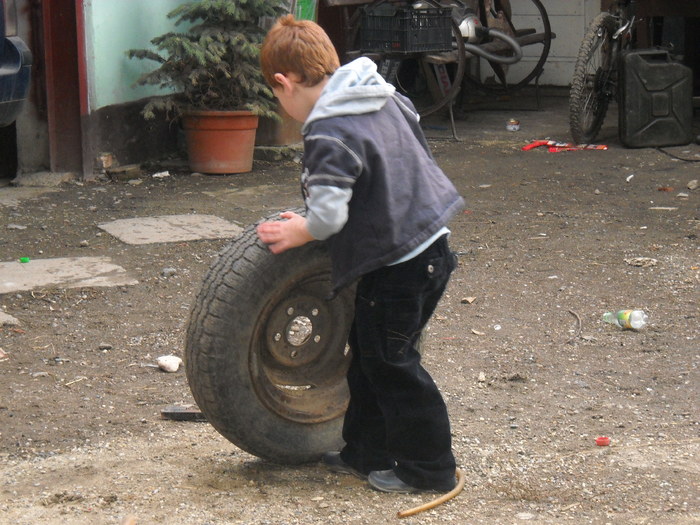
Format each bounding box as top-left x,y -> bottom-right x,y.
257,15 -> 464,493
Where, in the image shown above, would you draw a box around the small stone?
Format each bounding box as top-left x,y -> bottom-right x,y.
80,240 -> 89,247
624,257 -> 657,267
98,152 -> 115,169
687,179 -> 698,191
0,311 -> 20,326
98,343 -> 113,350
107,164 -> 142,182
157,355 -> 182,373
161,268 -> 177,278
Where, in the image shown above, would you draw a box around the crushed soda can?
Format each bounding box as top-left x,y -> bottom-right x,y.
506,118 -> 520,131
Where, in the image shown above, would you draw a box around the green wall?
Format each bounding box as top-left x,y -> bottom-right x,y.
84,0 -> 190,110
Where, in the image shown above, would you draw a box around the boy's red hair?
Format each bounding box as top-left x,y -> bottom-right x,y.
261,14 -> 340,88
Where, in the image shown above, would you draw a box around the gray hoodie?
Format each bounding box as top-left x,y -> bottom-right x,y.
299,57 -> 464,290
302,57 -> 398,241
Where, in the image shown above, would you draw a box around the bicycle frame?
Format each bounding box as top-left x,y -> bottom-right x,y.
568,0 -> 638,143
611,0 -> 637,41
600,0 -> 637,100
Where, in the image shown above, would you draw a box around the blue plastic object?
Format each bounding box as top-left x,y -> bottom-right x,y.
0,0 -> 33,127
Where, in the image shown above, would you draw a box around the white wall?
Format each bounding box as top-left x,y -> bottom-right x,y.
534,0 -> 583,86
482,0 -> 602,87
538,0 -> 603,85
83,0 -> 191,111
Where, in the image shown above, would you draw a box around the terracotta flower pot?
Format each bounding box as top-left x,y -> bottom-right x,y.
181,110 -> 259,174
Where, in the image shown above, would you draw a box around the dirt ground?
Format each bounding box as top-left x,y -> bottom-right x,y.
1,93 -> 698,524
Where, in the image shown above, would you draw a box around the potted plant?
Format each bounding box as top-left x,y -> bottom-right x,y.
128,0 -> 285,174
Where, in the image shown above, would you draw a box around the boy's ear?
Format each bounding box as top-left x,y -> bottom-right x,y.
273,73 -> 294,92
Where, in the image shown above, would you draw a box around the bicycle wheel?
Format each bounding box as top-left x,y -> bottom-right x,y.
569,12 -> 617,144
464,0 -> 552,94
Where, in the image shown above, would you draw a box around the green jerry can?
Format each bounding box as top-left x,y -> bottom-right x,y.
619,48 -> 694,148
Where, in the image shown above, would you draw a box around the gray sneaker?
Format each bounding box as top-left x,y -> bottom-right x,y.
368,469 -> 422,493
368,469 -> 457,493
321,452 -> 366,480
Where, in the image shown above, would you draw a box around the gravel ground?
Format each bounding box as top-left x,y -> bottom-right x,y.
1,94 -> 699,524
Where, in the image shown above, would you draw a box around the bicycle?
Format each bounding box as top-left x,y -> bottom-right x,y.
569,0 -> 638,144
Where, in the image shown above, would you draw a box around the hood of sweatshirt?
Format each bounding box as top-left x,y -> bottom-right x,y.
301,57 -> 396,134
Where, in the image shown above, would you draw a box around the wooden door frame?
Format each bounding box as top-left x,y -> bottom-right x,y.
42,0 -> 87,175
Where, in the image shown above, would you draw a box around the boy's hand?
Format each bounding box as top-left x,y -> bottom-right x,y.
256,211 -> 314,254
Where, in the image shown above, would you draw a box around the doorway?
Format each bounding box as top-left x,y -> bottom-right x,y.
0,123 -> 17,179
42,0 -> 82,173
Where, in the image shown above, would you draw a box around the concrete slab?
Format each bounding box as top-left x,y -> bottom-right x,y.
97,214 -> 242,245
0,257 -> 138,294
0,186 -> 60,207
0,310 -> 20,326
10,171 -> 77,187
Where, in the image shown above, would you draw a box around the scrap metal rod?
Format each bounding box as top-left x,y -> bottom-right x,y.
397,468 -> 466,518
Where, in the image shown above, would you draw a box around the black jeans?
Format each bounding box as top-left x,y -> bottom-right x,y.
339,235 -> 457,491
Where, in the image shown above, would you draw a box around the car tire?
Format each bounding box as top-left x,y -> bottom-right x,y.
185,210 -> 355,464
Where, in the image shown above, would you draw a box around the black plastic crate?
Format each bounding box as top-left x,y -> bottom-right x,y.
360,5 -> 453,54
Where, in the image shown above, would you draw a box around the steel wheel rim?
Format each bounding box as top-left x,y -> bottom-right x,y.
249,269 -> 352,424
